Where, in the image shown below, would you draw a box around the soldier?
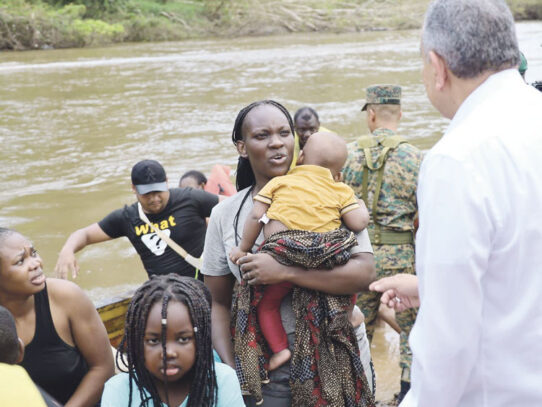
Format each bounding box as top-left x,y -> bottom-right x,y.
342,84 -> 423,403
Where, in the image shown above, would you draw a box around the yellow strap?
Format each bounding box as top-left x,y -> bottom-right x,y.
368,228 -> 413,245
137,203 -> 203,271
381,135 -> 407,148
357,136 -> 378,149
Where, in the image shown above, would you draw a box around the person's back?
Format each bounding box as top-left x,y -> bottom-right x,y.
414,69 -> 542,405
403,0 -> 542,405
344,85 -> 420,237
343,84 -> 422,402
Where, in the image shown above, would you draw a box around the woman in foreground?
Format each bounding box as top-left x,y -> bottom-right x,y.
202,100 -> 376,406
102,274 -> 244,406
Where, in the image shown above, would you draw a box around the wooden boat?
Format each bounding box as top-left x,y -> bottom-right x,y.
96,291 -> 134,347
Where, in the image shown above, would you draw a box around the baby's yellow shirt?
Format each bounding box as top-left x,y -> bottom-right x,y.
0,364 -> 47,407
255,165 -> 359,232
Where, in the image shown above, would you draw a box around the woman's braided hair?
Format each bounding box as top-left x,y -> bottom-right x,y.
117,274 -> 216,407
231,100 -> 295,191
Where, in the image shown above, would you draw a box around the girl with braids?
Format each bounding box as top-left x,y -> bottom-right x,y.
0,227 -> 114,406
202,100 -> 376,407
101,274 -> 244,407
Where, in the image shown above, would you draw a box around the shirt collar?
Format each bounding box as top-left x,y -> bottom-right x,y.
446,69 -> 522,136
372,128 -> 396,137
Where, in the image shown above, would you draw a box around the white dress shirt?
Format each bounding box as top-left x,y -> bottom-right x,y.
402,69 -> 542,407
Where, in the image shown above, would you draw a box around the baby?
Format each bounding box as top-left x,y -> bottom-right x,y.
230,131 -> 368,370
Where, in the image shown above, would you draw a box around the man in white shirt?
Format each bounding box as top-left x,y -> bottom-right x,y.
371,0 -> 542,406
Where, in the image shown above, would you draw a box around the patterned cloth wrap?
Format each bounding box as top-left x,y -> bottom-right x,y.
232,228 -> 376,406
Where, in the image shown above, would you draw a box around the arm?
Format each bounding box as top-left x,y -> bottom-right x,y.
238,251 -> 375,295
230,200 -> 269,264
239,200 -> 269,254
358,198 -> 369,227
342,206 -> 369,233
49,279 -> 114,407
55,223 -> 112,279
204,274 -> 236,368
369,274 -> 420,311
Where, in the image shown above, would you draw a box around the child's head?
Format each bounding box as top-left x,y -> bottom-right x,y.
297,131 -> 348,181
0,305 -> 24,364
179,170 -> 207,190
119,274 -> 216,407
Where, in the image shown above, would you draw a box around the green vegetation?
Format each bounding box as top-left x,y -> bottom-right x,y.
0,0 -> 540,50
508,0 -> 542,20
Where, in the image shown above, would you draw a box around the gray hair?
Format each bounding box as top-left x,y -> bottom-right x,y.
422,0 -> 519,78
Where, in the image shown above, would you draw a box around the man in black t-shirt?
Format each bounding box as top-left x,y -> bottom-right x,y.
55,160 -> 219,280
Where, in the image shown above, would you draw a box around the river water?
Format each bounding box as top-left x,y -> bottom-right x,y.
1,21 -> 541,402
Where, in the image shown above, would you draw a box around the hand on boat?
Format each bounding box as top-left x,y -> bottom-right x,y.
54,250 -> 80,279
238,253 -> 286,285
369,274 -> 420,312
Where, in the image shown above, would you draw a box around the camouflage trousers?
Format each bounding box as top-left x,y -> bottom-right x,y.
357,244 -> 417,382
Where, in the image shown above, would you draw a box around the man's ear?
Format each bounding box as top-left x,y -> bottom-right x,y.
236,140 -> 248,158
367,108 -> 377,125
16,337 -> 24,364
429,50 -> 448,91
131,184 -> 137,193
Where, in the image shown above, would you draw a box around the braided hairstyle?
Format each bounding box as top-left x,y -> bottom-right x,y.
231,100 -> 295,191
117,274 -> 216,407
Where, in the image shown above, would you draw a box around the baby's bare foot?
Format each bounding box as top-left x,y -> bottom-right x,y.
268,348 -> 292,371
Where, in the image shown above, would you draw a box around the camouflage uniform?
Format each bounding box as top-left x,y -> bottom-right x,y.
343,85 -> 423,384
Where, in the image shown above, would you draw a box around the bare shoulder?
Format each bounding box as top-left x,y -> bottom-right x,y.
46,278 -> 94,310
46,277 -> 87,297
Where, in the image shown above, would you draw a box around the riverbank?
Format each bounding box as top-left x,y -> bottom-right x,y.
1,0 -> 541,50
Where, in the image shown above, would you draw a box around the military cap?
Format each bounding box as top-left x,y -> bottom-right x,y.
361,84 -> 402,111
